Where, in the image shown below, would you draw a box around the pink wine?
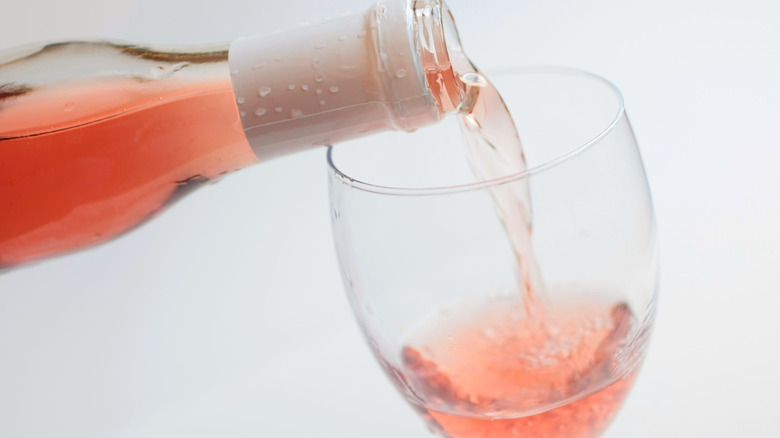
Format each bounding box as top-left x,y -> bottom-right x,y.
400,300 -> 637,438
0,71 -> 256,268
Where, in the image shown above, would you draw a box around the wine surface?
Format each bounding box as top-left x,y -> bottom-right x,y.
401,298 -> 635,438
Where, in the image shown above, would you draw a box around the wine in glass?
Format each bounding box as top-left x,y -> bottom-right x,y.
327,67 -> 656,438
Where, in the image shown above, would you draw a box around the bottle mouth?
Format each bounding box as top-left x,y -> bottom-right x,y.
412,0 -> 469,113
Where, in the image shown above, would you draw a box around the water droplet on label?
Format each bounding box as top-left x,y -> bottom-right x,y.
258,86 -> 272,97
231,68 -> 239,76
290,108 -> 303,118
255,108 -> 267,116
288,84 -> 296,90
316,89 -> 323,95
395,69 -> 407,78
330,86 -> 339,93
301,84 -> 309,91
378,4 -> 387,15
237,96 -> 245,104
251,63 -> 267,70
275,107 -> 283,113
338,35 -> 347,42
357,30 -> 367,38
314,74 -> 324,82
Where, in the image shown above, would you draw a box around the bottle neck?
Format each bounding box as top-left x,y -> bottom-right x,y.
412,0 -> 471,113
228,0 -> 469,160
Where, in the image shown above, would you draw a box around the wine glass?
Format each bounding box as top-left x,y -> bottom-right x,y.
327,67 -> 657,438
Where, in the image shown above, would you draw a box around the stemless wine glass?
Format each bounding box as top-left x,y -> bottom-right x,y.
327,67 -> 657,438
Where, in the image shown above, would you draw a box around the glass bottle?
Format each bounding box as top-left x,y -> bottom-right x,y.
0,0 -> 468,269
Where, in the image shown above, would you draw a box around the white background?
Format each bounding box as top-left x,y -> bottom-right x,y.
2,0 -> 779,436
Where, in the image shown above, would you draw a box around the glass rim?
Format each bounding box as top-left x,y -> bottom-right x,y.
327,65 -> 625,196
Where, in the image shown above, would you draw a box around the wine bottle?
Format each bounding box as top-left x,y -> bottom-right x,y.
0,0 -> 468,269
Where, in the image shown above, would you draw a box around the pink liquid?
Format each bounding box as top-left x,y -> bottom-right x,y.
400,300 -> 636,438
0,76 -> 257,268
458,71 -> 544,304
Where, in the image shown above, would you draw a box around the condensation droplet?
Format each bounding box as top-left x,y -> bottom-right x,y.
251,63 -> 267,70
312,58 -> 322,68
315,43 -> 327,50
230,68 -> 239,76
240,110 -> 246,117
314,74 -> 324,82
274,55 -> 286,62
378,4 -> 387,15
316,89 -> 323,95
255,108 -> 267,116
290,108 -> 303,118
395,69 -> 407,78
237,96 -> 246,104
330,86 -> 339,93
338,35 -> 347,42
301,84 -> 310,91
319,100 -> 326,105
357,30 -> 367,38
258,86 -> 272,97
288,84 -> 296,90
275,107 -> 283,113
